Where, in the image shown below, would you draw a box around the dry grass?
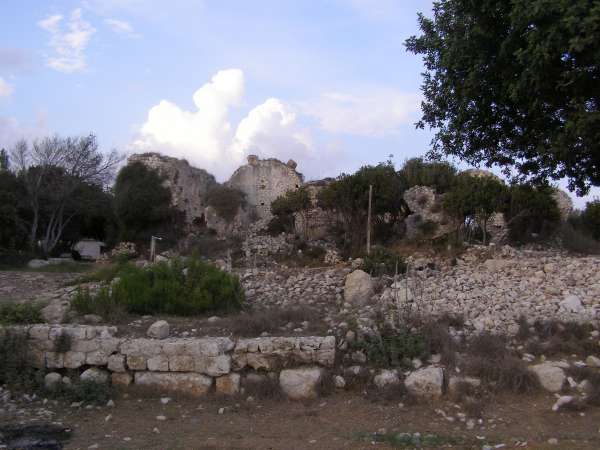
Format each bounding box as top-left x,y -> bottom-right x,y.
220,307 -> 324,337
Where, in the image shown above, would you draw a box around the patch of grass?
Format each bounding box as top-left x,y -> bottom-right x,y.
558,223 -> 600,255
47,380 -> 114,405
353,326 -> 429,368
0,302 -> 43,325
27,261 -> 94,273
74,262 -> 126,284
464,333 -> 539,393
363,246 -> 406,277
422,321 -> 458,367
72,256 -> 245,317
528,320 -> 597,357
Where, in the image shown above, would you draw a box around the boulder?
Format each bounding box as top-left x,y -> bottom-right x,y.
41,299 -> 70,324
560,295 -> 584,313
344,270 -> 374,306
447,376 -> 481,396
373,369 -> 400,389
147,320 -> 170,339
404,367 -> 444,399
80,367 -> 109,384
586,355 -> 600,368
530,362 -> 565,392
44,372 -> 63,389
279,367 -> 323,400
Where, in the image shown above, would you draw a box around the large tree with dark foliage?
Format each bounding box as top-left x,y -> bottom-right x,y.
406,0 -> 600,195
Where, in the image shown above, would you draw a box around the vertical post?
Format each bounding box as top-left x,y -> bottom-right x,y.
366,184 -> 373,255
150,236 -> 156,263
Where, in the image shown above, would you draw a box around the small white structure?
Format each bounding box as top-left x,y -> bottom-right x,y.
73,239 -> 106,260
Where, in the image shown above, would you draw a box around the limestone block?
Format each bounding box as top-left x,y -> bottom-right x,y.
121,339 -> 162,357
344,270 -> 374,306
107,354 -> 126,372
279,367 -> 323,400
147,355 -> 170,372
216,373 -> 240,396
28,325 -> 50,340
404,367 -> 444,399
374,369 -> 401,389
63,351 -> 86,369
169,355 -> 195,372
134,372 -> 213,397
111,372 -> 133,387
127,355 -> 147,371
45,352 -> 64,369
70,339 -> 100,353
197,355 -> 231,377
162,341 -> 187,356
530,362 -> 565,392
28,349 -> 45,369
147,320 -> 170,339
86,350 -> 109,366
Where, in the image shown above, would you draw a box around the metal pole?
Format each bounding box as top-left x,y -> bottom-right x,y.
366,184 -> 373,255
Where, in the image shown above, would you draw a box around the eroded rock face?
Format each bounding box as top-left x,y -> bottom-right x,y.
404,367 -> 444,399
279,367 -> 323,400
128,153 -> 217,227
228,156 -> 303,221
403,186 -> 453,240
552,188 -> 573,221
344,270 -> 374,306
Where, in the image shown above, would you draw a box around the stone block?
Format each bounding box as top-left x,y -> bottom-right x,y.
216,373 -> 240,396
279,367 -> 323,400
169,355 -> 195,372
148,355 -> 170,372
64,351 -> 86,369
45,352 -> 64,369
86,350 -> 109,366
134,372 -> 213,397
127,355 -> 147,371
112,372 -> 133,387
107,354 -> 126,373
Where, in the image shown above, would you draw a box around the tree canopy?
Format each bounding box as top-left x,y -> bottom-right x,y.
406,0 -> 600,195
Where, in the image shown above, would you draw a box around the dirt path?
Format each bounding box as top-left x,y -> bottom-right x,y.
0,271 -> 78,304
2,392 -> 599,449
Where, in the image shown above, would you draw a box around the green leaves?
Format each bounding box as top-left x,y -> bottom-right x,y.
406,0 -> 600,195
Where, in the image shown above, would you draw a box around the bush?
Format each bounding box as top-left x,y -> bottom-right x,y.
581,199 -> 600,240
73,256 -> 244,317
206,185 -> 245,222
0,330 -> 41,390
353,326 -> 429,368
0,303 -> 43,325
47,379 -> 113,405
363,247 -> 406,277
398,157 -> 457,193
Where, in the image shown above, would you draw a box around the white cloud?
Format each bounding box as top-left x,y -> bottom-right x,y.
132,69 -> 313,180
301,89 -> 421,136
0,114 -> 48,150
38,9 -> 96,73
0,77 -> 14,97
105,18 -> 140,38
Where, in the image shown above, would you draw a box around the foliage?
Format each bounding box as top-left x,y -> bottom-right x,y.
206,185 -> 245,222
362,246 -> 406,277
398,157 -> 457,193
581,199 -> 600,240
501,184 -> 561,243
271,187 -> 312,235
443,173 -> 507,244
0,169 -> 28,249
113,161 -> 175,241
0,148 -> 9,170
406,0 -> 600,195
72,256 -> 244,317
353,326 -> 429,368
0,303 -> 43,325
318,162 -> 407,250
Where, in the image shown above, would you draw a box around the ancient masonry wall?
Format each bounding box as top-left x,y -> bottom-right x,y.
4,325 -> 335,397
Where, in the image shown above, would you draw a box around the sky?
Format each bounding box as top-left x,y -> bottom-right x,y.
0,0 -> 597,207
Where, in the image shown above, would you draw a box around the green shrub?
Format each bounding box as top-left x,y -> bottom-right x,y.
0,303 -> 43,325
353,326 -> 429,368
363,247 -> 406,277
73,256 -> 244,317
206,185 -> 246,222
47,379 -> 113,405
398,157 -> 457,193
581,199 -> 600,240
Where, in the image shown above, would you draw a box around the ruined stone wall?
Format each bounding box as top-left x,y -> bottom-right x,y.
7,324 -> 335,397
128,153 -> 217,226
228,156 -> 303,221
294,179 -> 337,240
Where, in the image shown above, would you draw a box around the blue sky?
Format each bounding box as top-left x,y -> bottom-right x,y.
0,0 -> 597,207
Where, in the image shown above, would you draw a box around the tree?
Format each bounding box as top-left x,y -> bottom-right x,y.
501,184 -> 561,243
0,149 -> 9,170
318,162 -> 407,250
206,185 -> 246,222
0,169 -> 27,249
581,199 -> 600,240
406,0 -> 600,195
270,187 -> 312,236
10,135 -> 121,255
398,157 -> 457,193
443,173 -> 507,244
114,162 -> 174,241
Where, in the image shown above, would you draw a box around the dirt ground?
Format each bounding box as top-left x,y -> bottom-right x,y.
2,391 -> 600,450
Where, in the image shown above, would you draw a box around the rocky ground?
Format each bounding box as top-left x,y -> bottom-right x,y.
2,387 -> 600,449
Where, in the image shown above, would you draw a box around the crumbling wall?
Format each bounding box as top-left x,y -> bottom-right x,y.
128,153 -> 217,227
294,179 -> 337,240
228,155 -> 303,222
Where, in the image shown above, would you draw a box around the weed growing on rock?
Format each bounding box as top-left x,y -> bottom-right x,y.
0,303 -> 43,325
353,326 -> 429,368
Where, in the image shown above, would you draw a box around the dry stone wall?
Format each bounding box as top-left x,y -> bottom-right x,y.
4,325 -> 335,397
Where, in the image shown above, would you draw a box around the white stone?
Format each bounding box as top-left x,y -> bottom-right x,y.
28,259 -> 50,269
404,367 -> 444,399
333,375 -> 346,389
530,363 -> 565,392
147,320 -> 170,339
552,395 -> 574,412
344,270 -> 374,306
44,372 -> 62,389
80,367 -> 109,384
586,355 -> 600,368
560,295 -> 584,313
279,367 -> 323,400
134,372 -> 212,397
373,370 -> 400,389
